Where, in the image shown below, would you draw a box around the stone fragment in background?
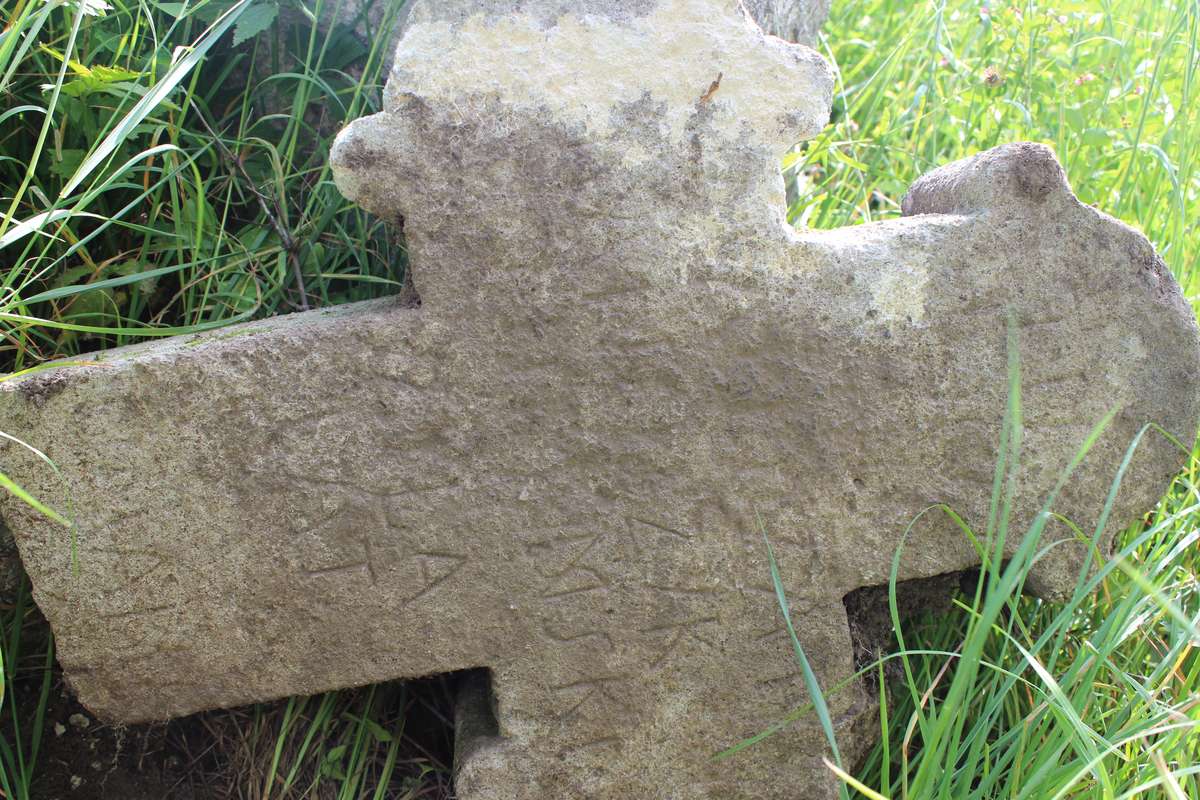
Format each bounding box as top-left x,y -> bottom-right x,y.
1,2 -> 1197,799
324,0 -> 831,69
744,0 -> 832,43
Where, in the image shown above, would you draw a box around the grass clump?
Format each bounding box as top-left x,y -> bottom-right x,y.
172,680 -> 454,800
853,466 -> 1200,800
0,0 -> 405,371
0,1 -> 420,796
0,580 -> 54,800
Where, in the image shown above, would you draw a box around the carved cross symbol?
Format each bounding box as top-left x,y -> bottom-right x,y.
2,2 -> 1197,798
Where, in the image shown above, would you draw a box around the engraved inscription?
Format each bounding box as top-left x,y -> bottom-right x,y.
540,623 -> 615,652
302,535 -> 376,584
292,491 -> 468,607
99,603 -> 185,661
92,545 -> 170,586
527,532 -> 616,601
641,614 -> 720,668
626,515 -> 691,542
553,675 -> 635,724
408,552 -> 466,604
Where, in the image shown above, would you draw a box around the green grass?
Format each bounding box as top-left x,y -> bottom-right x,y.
798,0 -> 1199,292
0,580 -> 54,800
0,0 -> 415,796
851,468 -> 1200,799
0,0 -> 1198,797
0,0 -> 404,372
182,680 -> 451,800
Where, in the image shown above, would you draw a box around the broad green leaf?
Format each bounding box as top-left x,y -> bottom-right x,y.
364,719 -> 393,743
156,2 -> 191,16
232,3 -> 277,47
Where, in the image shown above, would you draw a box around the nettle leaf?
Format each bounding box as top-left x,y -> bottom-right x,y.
318,743 -> 348,780
51,263 -> 97,289
195,0 -> 239,23
59,77 -> 149,99
91,64 -> 143,82
62,286 -> 118,328
232,3 -> 278,47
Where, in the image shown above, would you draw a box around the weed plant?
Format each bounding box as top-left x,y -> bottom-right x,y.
0,580 -> 53,800
0,0 -> 413,796
172,680 -> 454,800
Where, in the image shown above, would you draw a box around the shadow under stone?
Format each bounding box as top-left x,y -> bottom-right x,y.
843,569 -> 981,689
7,592 -> 463,800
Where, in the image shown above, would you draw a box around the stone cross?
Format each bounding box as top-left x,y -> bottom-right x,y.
2,2 -> 1198,798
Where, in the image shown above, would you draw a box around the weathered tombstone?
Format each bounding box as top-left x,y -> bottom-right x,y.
1,1 -> 1198,797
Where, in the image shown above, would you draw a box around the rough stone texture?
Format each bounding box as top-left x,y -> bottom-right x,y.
1,1 -> 1198,798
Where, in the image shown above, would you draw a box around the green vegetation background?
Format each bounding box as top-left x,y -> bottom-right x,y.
0,0 -> 1197,797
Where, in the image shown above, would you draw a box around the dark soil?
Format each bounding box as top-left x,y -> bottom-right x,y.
7,604 -> 456,800
843,568 -> 980,684
32,686 -> 183,800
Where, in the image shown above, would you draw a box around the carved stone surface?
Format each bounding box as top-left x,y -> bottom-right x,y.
1,1 -> 1197,798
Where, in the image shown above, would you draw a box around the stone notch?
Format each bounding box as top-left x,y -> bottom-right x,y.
0,1 -> 1197,799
